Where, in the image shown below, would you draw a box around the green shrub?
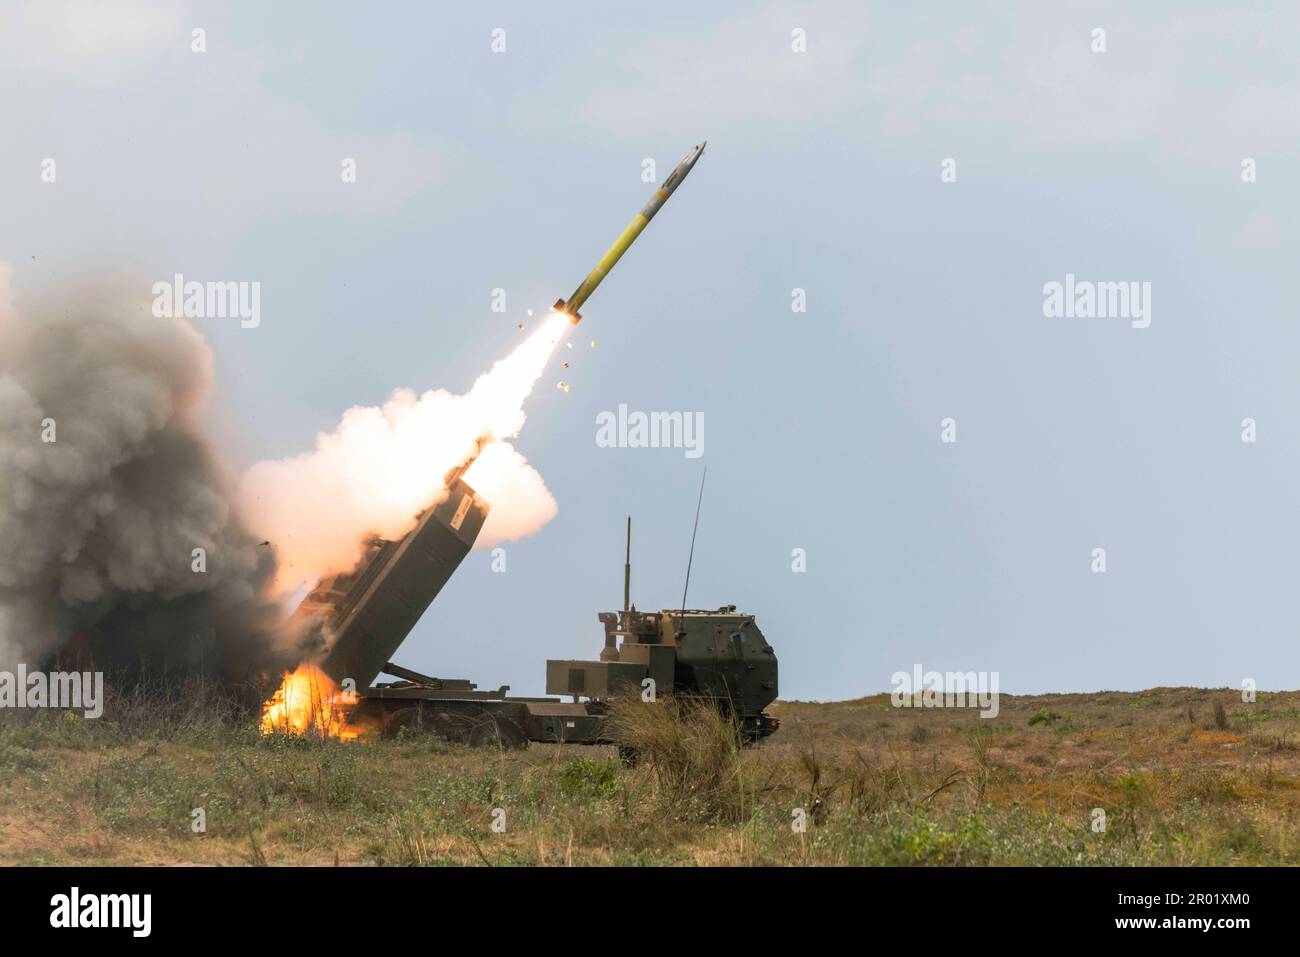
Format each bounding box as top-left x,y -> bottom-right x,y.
557,758 -> 619,800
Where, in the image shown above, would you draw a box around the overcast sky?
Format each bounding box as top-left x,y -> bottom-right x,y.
3,1 -> 1297,699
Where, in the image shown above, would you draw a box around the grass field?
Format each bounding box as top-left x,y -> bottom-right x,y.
3,686 -> 1299,866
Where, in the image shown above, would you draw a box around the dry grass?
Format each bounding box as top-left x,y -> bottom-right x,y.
3,685 -> 1300,866
606,697 -> 744,822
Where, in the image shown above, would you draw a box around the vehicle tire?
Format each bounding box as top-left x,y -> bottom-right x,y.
380,705 -> 426,738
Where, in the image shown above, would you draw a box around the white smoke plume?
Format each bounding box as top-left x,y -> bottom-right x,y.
0,267 -> 286,678
238,315 -> 566,595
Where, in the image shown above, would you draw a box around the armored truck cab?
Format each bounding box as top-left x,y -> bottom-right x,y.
546,606 -> 779,740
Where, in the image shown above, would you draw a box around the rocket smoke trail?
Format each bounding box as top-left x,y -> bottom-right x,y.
0,265 -> 566,681
239,314 -> 566,596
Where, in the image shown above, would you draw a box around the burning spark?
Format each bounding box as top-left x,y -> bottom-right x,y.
590,340 -> 597,348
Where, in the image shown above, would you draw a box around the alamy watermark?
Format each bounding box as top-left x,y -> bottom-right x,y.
595,403 -> 703,459
1042,273 -> 1151,329
152,273 -> 260,328
890,663 -> 1000,718
0,667 -> 104,718
50,887 -> 150,937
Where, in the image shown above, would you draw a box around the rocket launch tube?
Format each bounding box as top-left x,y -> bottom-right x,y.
292,441 -> 492,691
554,141 -> 705,323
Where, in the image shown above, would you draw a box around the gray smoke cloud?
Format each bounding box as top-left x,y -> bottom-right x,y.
0,268 -> 290,682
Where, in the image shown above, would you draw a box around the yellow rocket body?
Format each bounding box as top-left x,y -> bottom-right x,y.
554,143 -> 705,323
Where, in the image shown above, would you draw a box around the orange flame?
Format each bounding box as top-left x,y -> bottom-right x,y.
259,663 -> 370,741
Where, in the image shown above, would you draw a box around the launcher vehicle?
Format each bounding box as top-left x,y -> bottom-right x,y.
289,460 -> 779,748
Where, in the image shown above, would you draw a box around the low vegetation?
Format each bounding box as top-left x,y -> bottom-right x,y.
2,684 -> 1299,865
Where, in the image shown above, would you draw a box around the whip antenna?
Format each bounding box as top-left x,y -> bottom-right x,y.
678,467 -> 707,630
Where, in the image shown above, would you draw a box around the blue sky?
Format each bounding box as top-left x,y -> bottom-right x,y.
3,1 -> 1297,698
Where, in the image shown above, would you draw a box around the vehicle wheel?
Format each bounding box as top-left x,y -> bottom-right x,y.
380,706 -> 426,738
430,712 -> 528,750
